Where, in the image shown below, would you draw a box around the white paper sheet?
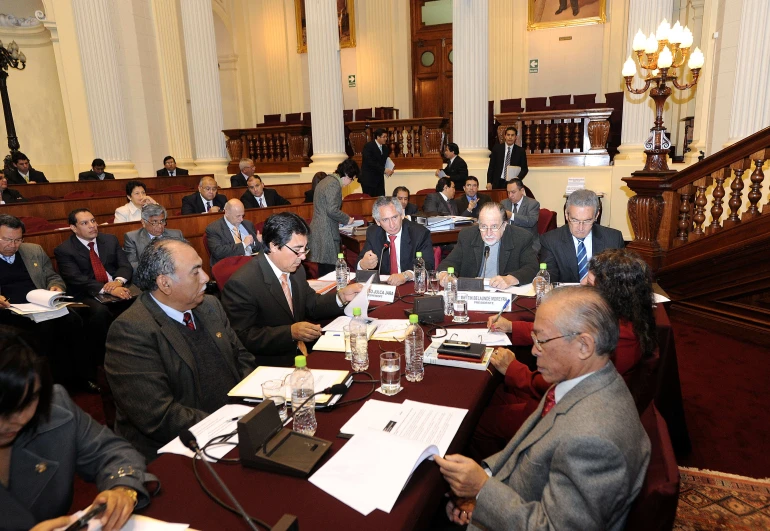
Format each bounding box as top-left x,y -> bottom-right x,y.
313,332 -> 346,352
370,319 -> 410,341
228,367 -> 349,404
318,271 -> 356,282
433,328 -> 512,347
344,274 -> 375,318
488,282 -> 536,296
55,513 -> 189,531
385,157 -> 395,171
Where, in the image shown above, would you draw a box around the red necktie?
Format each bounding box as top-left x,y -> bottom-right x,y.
541,387 -> 556,417
87,242 -> 109,283
389,234 -> 398,274
183,312 -> 195,331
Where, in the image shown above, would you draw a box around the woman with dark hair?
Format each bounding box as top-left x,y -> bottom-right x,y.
114,180 -> 157,223
304,171 -> 328,203
308,159 -> 359,276
470,248 -> 658,459
0,327 -> 157,531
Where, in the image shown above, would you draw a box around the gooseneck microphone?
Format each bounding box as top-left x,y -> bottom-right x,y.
377,242 -> 390,276
480,245 -> 490,279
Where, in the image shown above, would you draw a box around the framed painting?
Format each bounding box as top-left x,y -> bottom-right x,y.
295,0 -> 356,53
528,0 -> 606,31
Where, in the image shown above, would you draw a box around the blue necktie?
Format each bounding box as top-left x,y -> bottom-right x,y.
577,238 -> 588,280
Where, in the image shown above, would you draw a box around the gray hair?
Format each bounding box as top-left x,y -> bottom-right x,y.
141,203 -> 167,221
479,201 -> 506,221
565,189 -> 600,214
239,159 -> 254,171
372,196 -> 404,222
134,238 -> 187,292
542,286 -> 618,357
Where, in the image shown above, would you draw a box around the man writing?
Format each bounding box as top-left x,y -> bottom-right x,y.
360,128 -> 393,197
435,287 -> 650,530
486,126 -> 528,190
205,198 -> 263,267
502,178 -> 541,252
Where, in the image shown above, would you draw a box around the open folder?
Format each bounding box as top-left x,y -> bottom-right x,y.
228,366 -> 352,407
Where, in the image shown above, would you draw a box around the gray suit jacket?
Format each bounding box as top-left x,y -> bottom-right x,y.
471,363 -> 650,531
17,243 -> 66,291
438,224 -> 539,284
204,217 -> 262,267
539,224 -> 625,283
422,192 -> 457,217
105,293 -> 255,461
308,175 -> 350,264
123,227 -> 184,272
502,195 -> 541,252
2,386 -> 155,530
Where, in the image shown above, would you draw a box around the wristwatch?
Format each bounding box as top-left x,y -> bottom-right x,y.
113,486 -> 138,507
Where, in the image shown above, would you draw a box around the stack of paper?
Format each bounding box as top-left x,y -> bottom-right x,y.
307,279 -> 337,294
339,219 -> 365,234
9,289 -> 73,322
432,328 -> 511,347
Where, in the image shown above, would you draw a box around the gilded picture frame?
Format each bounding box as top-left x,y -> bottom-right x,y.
528,0 -> 606,31
295,0 -> 356,54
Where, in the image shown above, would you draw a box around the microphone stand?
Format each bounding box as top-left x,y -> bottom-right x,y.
480,246 -> 490,279
377,242 -> 389,278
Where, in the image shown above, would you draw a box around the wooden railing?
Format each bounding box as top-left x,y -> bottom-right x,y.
223,124 -> 312,174
495,108 -> 613,166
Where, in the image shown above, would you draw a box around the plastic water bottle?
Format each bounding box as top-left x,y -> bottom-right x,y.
350,307 -> 369,371
414,252 -> 427,295
444,267 -> 458,316
405,314 -> 424,382
534,263 -> 551,307
289,355 -> 317,436
335,253 -> 348,291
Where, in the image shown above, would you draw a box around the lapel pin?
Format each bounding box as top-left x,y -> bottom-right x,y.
33,262 -> 38,267
35,463 -> 47,473
216,332 -> 223,338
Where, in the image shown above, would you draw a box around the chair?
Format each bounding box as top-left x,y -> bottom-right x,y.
573,93 -> 597,108
94,190 -> 125,197
161,185 -> 191,192
548,94 -> 571,109
19,216 -> 50,233
212,256 -> 253,287
263,114 -> 281,123
625,404 -> 680,531
285,112 -> 302,123
302,112 -> 312,124
416,188 -> 434,195
500,98 -> 524,113
63,190 -> 95,199
354,108 -> 373,121
524,97 -> 548,112
344,193 -> 371,200
537,209 -> 557,235
343,109 -> 354,122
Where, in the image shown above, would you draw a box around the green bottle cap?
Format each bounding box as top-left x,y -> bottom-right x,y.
416,252 -> 422,258
294,355 -> 307,368
338,253 -> 344,259
352,307 -> 361,316
540,263 -> 547,269
447,267 -> 455,274
409,314 -> 419,324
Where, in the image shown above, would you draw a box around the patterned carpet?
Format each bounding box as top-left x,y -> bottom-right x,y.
675,467 -> 770,530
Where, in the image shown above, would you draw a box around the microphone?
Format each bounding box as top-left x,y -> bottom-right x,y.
480,246 -> 490,279
180,429 -> 261,531
378,242 -> 390,277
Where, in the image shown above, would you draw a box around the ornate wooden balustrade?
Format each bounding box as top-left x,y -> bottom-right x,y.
495,108 -> 613,166
223,124 -> 312,173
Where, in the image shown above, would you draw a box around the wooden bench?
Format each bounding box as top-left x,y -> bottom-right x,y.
11,174 -> 212,200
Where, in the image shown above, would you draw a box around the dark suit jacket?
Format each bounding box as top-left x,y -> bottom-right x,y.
438,224 -> 539,284
205,216 -> 262,267
422,192 -> 458,216
454,193 -> 492,218
180,192 -> 228,214
357,219 -> 435,275
443,155 -> 469,190
304,189 -> 314,203
539,224 -> 626,283
105,293 -> 255,460
156,168 -> 189,176
1,188 -> 25,203
221,252 -> 343,366
503,195 -> 541,251
230,173 -> 248,187
487,143 -> 529,189
2,386 -> 155,530
18,243 -> 66,291
404,202 -> 419,217
360,140 -> 390,192
123,227 -> 184,271
53,233 -> 133,298
4,167 -> 48,185
78,171 -> 115,181
240,188 -> 290,209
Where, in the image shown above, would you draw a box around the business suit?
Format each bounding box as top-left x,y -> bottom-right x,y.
53,233 -> 133,299
540,224 -> 625,283
105,293 -> 255,460
241,188 -> 291,209
230,173 -> 248,187
2,386 -> 156,530
357,219 -> 435,274
487,143 -> 529,189
78,171 -> 115,180
221,252 -> 343,366
17,243 -> 66,291
454,193 -> 492,219
438,224 -> 539,284
1,188 -> 25,203
308,175 -> 350,266
156,167 -> 189,176
404,202 -> 420,217
422,192 -> 458,217
205,216 -> 262,267
470,363 -> 650,531
4,167 -> 48,185
502,195 -> 541,252
180,192 -> 228,215
443,155 -> 469,190
360,140 -> 390,197
123,227 -> 184,271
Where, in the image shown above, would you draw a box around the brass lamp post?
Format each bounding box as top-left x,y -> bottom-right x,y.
622,19 -> 705,174
0,39 -> 26,167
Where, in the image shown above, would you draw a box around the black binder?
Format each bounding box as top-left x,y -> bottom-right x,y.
437,341 -> 486,360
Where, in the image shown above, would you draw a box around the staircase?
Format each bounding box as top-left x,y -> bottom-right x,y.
623,126 -> 770,344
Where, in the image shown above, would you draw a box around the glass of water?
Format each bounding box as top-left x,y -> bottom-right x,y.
343,325 -> 353,360
452,299 -> 469,323
261,379 -> 288,421
428,270 -> 440,295
380,352 -> 401,395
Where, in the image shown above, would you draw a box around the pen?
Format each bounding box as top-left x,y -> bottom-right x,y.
64,503 -> 108,531
487,299 -> 511,333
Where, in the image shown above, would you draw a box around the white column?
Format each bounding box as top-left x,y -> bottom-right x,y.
453,0 -> 490,170
304,0 -> 347,172
70,0 -> 134,174
179,0 -> 228,174
726,0 -> 770,145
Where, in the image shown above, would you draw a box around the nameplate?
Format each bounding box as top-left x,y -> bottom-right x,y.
456,291 -> 511,312
367,284 -> 396,303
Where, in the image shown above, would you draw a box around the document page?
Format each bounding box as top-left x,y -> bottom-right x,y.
432,328 -> 512,347
228,367 -> 349,404
344,274 -> 375,318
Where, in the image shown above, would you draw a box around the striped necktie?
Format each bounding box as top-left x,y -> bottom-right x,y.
577,238 -> 588,281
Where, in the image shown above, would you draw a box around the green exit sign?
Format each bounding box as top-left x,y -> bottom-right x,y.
348,75 -> 356,88
529,59 -> 538,73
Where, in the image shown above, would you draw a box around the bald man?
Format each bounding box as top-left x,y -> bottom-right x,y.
204,199 -> 263,267
181,176 -> 228,214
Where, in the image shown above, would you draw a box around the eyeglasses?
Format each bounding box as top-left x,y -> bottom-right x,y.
479,224 -> 502,233
0,237 -> 23,245
284,245 -> 310,258
144,219 -> 167,227
201,186 -> 218,192
530,331 -> 581,352
566,217 -> 596,228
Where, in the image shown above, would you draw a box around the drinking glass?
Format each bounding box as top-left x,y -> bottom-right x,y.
452,299 -> 469,323
343,325 -> 353,361
379,352 -> 401,395
261,379 -> 288,421
428,270 -> 440,295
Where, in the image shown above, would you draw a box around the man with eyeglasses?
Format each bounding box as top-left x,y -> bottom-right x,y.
205,198 -> 263,267
540,189 -> 624,283
438,203 -> 538,289
123,203 -> 184,272
221,212 -> 362,366
181,176 -> 228,214
434,287 -> 650,530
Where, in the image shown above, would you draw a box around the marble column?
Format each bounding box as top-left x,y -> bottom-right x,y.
71,0 -> 133,173
453,0 -> 490,170
179,0 -> 228,173
150,0 -> 194,166
304,0 -> 346,172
